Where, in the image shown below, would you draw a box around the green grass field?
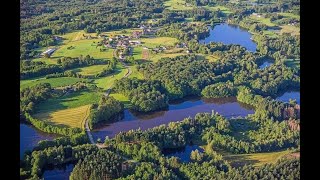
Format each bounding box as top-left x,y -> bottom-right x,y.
164,0 -> 194,11
75,65 -> 108,76
149,52 -> 186,62
109,93 -> 131,108
204,54 -> 220,62
278,12 -> 300,20
34,30 -> 114,64
262,30 -> 279,38
34,105 -> 90,129
204,5 -> 232,14
20,77 -> 86,90
129,65 -> 144,79
35,90 -> 101,114
222,150 -> 291,167
249,14 -> 276,27
140,37 -> 179,48
133,47 -> 143,61
93,63 -> 128,90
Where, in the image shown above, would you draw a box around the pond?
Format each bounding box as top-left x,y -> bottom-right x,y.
92,97 -> 254,141
259,61 -> 274,69
42,164 -> 74,180
199,23 -> 257,52
20,123 -> 58,159
163,145 -> 205,163
276,91 -> 300,105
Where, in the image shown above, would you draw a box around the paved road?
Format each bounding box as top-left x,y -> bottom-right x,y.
84,53 -> 132,148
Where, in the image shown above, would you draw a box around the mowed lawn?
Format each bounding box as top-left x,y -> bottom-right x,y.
75,64 -> 108,76
35,90 -> 102,113
34,105 -> 91,129
20,77 -> 86,90
93,63 -> 128,90
141,37 -> 179,48
222,150 -> 291,167
164,0 -> 194,11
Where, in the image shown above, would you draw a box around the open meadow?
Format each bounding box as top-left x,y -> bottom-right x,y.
34,105 -> 91,129
20,77 -> 86,90
164,0 -> 194,11
35,90 -> 101,113
221,150 -> 291,167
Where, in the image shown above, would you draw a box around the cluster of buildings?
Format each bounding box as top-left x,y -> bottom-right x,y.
103,33 -> 142,49
139,25 -> 157,35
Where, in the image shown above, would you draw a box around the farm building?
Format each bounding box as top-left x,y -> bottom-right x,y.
41,48 -> 56,56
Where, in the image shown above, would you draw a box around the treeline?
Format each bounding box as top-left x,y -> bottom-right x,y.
113,113 -> 232,150
119,162 -> 179,180
156,23 -> 210,41
20,55 -> 105,79
34,132 -> 88,152
113,78 -> 168,112
24,113 -> 82,136
88,96 -> 124,129
20,144 -> 98,179
201,81 -> 237,98
20,83 -> 53,113
20,61 -> 63,80
237,86 -> 299,121
70,149 -> 124,180
108,141 -> 162,163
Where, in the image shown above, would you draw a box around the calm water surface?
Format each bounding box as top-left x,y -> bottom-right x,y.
163,145 -> 205,163
20,123 -> 58,159
259,61 -> 273,69
92,97 -> 254,141
42,164 -> 74,180
199,23 -> 257,52
276,92 -> 300,105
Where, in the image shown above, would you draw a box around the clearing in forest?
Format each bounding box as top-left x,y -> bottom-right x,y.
164,0 -> 194,11
222,150 -> 292,167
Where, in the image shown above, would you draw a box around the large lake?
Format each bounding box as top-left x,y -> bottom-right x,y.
92,97 -> 254,141
199,23 -> 257,52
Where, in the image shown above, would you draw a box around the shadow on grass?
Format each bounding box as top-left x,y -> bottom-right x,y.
35,91 -> 87,113
224,155 -> 260,168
